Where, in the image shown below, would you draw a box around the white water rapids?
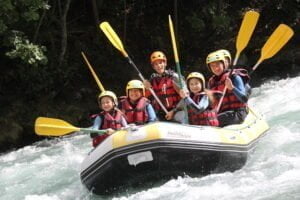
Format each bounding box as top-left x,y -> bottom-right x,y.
1,76 -> 300,200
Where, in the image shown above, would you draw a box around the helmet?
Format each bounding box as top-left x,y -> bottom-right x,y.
186,72 -> 205,87
206,51 -> 226,70
98,90 -> 118,106
216,49 -> 231,64
126,80 -> 145,96
150,51 -> 167,64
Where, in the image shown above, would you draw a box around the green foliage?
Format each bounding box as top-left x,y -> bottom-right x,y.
6,31 -> 47,66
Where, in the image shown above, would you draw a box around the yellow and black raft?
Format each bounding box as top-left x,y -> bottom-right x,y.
80,107 -> 269,195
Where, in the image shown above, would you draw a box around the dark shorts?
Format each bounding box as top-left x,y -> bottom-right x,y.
218,107 -> 248,127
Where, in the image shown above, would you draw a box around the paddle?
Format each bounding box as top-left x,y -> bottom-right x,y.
217,23 -> 294,113
216,11 -> 260,112
99,22 -> 168,114
250,24 -> 294,73
233,11 -> 260,65
168,15 -> 188,123
35,117 -> 106,137
81,51 -> 106,92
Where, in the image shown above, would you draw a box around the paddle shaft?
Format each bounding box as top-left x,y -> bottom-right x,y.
169,15 -> 188,123
81,52 -> 105,92
80,128 -> 107,134
126,56 -> 168,114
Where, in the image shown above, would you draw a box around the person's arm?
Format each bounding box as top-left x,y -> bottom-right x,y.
92,116 -> 102,130
172,72 -> 187,92
90,116 -> 103,138
231,75 -> 248,103
165,99 -> 184,120
120,116 -> 128,128
146,104 -> 157,122
183,95 -> 209,113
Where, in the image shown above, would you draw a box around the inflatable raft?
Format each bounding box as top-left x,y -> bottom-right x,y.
80,108 -> 269,195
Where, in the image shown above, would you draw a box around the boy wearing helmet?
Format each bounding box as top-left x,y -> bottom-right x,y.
90,90 -> 127,147
216,49 -> 252,97
143,51 -> 183,121
119,80 -> 157,125
206,51 -> 250,127
215,49 -> 231,69
166,72 -> 219,126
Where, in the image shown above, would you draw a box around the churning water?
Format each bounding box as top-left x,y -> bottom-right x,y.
1,76 -> 300,200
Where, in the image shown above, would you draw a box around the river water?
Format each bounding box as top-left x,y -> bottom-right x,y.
1,76 -> 300,200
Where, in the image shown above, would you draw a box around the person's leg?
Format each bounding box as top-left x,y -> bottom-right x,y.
218,108 -> 248,127
173,110 -> 186,124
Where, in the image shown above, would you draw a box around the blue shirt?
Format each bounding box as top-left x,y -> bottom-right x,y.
146,104 -> 158,122
174,94 -> 209,113
231,75 -> 248,103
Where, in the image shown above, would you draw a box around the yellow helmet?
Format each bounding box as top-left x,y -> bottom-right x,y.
126,80 -> 145,96
216,49 -> 231,64
206,51 -> 226,70
98,90 -> 118,106
150,51 -> 167,64
186,72 -> 205,87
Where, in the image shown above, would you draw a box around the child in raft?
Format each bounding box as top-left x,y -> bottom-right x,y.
90,90 -> 127,147
119,80 -> 157,125
166,72 -> 219,126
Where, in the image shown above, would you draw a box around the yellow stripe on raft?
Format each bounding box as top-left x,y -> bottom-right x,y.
112,124 -> 161,148
218,108 -> 269,145
111,107 -> 269,148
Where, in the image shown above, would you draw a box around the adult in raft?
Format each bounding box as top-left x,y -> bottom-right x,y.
143,51 -> 183,121
119,79 -> 157,125
206,51 -> 250,127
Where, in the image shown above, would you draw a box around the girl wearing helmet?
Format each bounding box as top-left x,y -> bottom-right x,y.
206,51 -> 250,127
119,80 -> 157,125
90,90 -> 127,147
143,51 -> 183,121
166,72 -> 219,126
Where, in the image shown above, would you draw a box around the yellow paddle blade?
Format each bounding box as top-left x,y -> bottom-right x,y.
35,117 -> 80,136
234,11 -> 260,65
81,52 -> 105,92
168,15 -> 179,63
261,24 -> 294,60
252,24 -> 294,71
99,22 -> 128,57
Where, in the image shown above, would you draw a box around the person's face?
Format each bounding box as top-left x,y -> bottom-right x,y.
188,78 -> 203,94
152,60 -> 166,74
224,58 -> 230,69
128,89 -> 143,101
100,96 -> 114,111
209,61 -> 224,76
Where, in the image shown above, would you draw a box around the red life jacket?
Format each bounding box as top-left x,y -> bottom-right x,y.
188,93 -> 219,126
150,70 -> 181,111
208,69 -> 250,113
92,109 -> 123,147
120,97 -> 149,125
